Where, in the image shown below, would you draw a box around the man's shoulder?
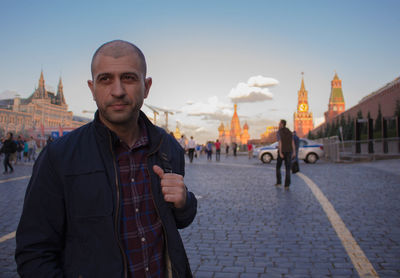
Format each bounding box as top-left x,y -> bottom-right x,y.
46,122 -> 94,155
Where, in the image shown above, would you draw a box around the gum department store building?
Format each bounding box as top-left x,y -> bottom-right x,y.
0,71 -> 90,139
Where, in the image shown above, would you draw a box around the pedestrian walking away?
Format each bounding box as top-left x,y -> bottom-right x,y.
16,135 -> 24,163
0,132 -> 17,174
15,40 -> 197,278
292,130 -> 300,173
247,141 -> 253,159
179,134 -> 186,153
225,144 -> 229,157
27,136 -> 37,162
275,119 -> 296,189
215,139 -> 221,161
187,136 -> 196,163
206,141 -> 213,161
232,142 -> 237,157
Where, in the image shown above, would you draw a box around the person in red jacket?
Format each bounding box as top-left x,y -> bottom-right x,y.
247,141 -> 253,159
215,139 -> 221,161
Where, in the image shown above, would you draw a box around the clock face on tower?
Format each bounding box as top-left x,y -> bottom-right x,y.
299,103 -> 308,112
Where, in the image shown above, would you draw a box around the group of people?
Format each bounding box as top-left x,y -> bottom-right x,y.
178,134 -> 247,163
0,132 -> 38,175
15,135 -> 38,163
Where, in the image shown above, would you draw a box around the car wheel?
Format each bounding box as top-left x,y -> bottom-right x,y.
306,153 -> 318,164
261,153 -> 272,164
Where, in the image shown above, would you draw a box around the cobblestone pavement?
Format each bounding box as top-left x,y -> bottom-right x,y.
0,156 -> 399,277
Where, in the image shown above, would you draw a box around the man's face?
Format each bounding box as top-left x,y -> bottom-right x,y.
88,53 -> 152,128
279,121 -> 283,129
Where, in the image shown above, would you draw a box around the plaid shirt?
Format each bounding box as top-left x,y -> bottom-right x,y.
115,120 -> 165,278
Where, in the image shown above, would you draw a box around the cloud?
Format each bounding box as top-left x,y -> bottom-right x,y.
247,76 -> 279,87
228,75 -> 279,103
180,96 -> 233,121
0,90 -> 19,100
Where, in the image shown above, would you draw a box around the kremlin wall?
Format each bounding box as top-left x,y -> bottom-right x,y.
1,71 -> 399,146
221,73 -> 400,146
311,75 -> 400,138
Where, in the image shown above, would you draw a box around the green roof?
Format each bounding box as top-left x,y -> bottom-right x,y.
329,87 -> 344,103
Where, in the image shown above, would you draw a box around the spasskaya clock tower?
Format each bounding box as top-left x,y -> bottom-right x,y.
294,73 -> 314,137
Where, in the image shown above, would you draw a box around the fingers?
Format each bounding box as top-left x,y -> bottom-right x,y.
153,165 -> 164,179
159,174 -> 184,187
153,164 -> 187,208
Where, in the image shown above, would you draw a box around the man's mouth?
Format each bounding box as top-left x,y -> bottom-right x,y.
109,103 -> 128,110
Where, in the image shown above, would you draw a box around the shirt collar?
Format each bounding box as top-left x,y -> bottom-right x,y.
95,114 -> 148,149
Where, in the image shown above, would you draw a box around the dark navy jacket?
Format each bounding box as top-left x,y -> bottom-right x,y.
15,111 -> 197,278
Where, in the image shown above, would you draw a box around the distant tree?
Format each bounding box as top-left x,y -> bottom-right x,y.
345,115 -> 354,140
375,104 -> 382,134
324,122 -> 330,137
395,99 -> 400,117
329,120 -> 338,137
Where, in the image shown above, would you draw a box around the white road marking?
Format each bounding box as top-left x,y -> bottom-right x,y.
0,231 -> 16,243
0,175 -> 30,244
0,175 -> 31,184
297,172 -> 379,278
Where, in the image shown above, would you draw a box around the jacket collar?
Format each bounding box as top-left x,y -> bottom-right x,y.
92,110 -> 164,153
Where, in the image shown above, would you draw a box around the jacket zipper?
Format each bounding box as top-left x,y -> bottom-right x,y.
147,137 -> 180,278
108,132 -> 128,278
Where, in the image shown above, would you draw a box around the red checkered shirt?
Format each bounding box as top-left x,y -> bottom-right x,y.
115,120 -> 165,278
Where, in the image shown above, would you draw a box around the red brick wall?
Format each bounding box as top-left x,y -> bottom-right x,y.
313,77 -> 400,134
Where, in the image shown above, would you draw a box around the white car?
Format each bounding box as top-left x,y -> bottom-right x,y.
254,138 -> 324,164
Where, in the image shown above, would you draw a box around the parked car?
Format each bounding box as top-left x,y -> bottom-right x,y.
254,138 -> 324,164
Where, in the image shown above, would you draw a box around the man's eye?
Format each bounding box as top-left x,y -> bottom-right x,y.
99,76 -> 110,81
123,75 -> 137,81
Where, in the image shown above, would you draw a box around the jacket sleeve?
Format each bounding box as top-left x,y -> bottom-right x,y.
172,147 -> 197,229
15,147 -> 65,278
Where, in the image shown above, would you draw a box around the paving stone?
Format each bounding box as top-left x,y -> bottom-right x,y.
1,157 -> 400,277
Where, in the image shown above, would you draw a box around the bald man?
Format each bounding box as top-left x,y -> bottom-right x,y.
16,40 -> 197,278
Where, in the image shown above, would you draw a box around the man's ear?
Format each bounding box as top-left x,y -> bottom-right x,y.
88,80 -> 96,101
144,77 -> 152,99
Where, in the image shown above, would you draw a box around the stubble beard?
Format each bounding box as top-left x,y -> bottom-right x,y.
99,101 -> 143,128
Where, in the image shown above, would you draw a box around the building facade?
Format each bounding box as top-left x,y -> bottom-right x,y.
218,104 -> 251,145
293,75 -> 314,137
0,71 -> 90,138
324,72 -> 345,123
260,126 -> 279,144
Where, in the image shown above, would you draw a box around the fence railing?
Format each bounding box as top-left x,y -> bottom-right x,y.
315,136 -> 400,162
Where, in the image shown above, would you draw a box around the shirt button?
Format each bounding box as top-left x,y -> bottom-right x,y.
145,267 -> 149,272
141,237 -> 146,242
131,178 -> 135,182
135,208 -> 139,213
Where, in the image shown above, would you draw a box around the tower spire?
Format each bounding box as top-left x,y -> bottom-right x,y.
57,76 -> 66,104
300,72 -> 305,90
294,72 -> 313,137
34,70 -> 47,99
39,70 -> 45,90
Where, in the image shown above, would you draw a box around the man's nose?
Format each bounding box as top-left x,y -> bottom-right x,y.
111,80 -> 126,98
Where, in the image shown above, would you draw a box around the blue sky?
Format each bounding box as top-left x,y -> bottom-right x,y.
1,0 -> 399,142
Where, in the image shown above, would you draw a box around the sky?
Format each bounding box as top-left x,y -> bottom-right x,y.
1,0 -> 399,143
